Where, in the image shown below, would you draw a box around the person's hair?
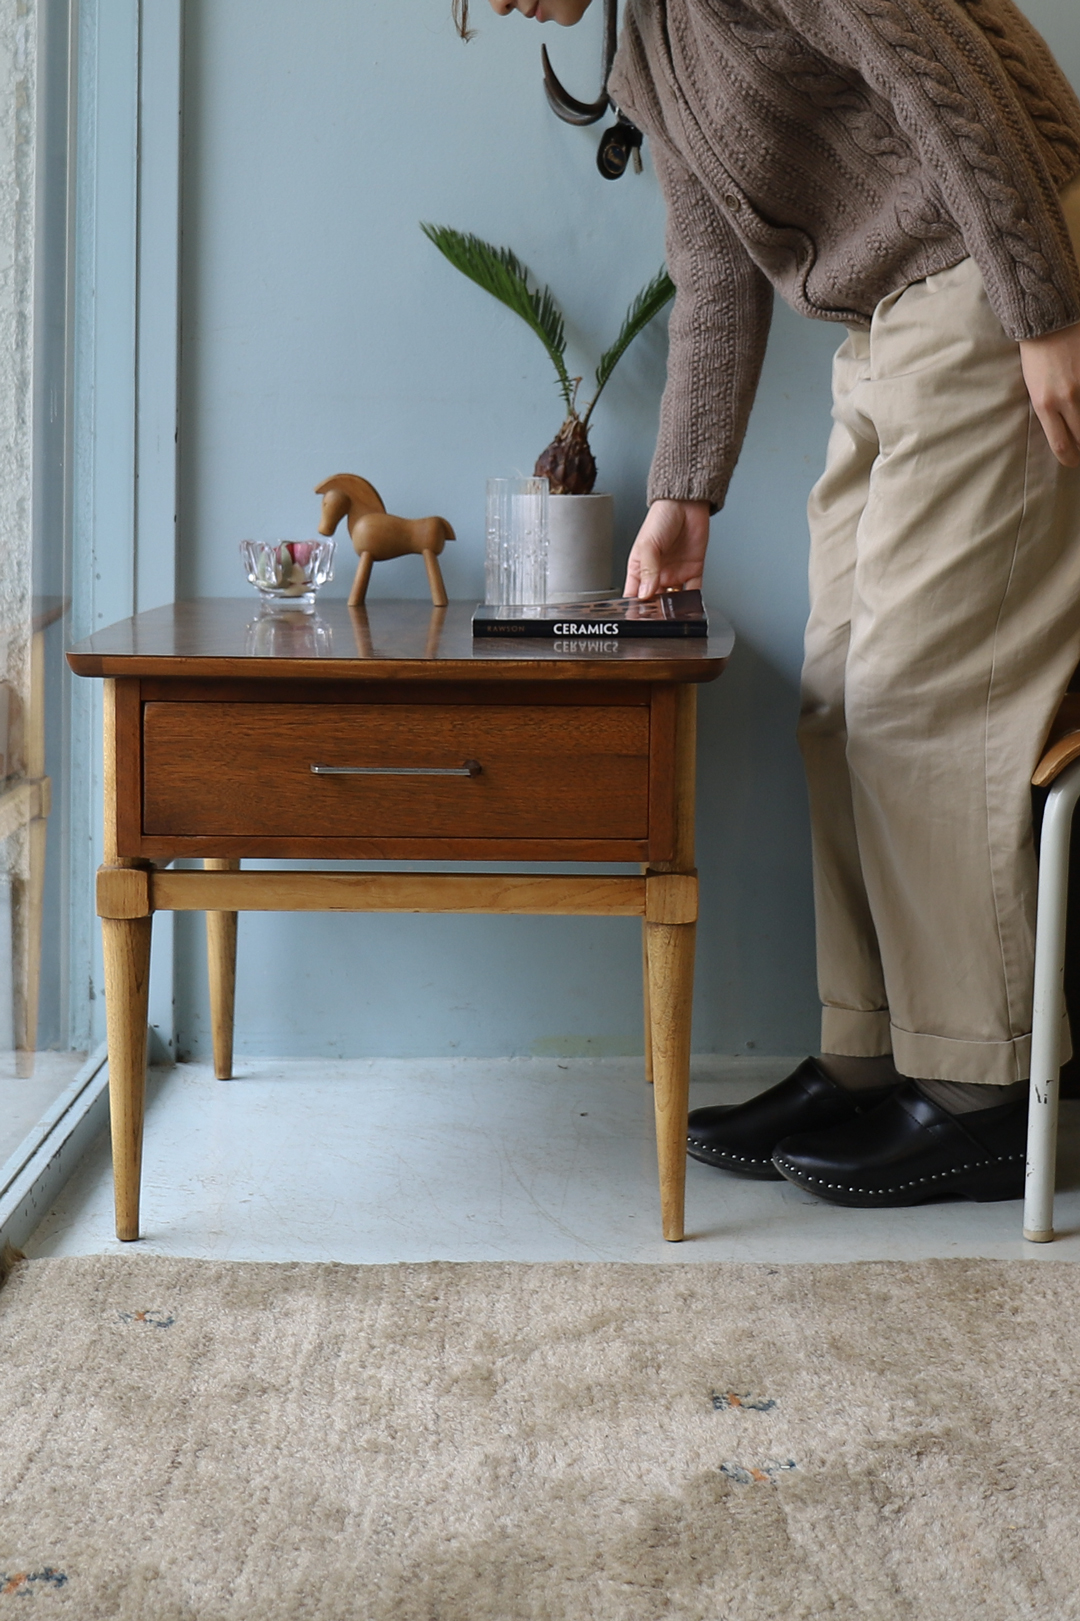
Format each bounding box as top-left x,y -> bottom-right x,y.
452,1 -> 475,40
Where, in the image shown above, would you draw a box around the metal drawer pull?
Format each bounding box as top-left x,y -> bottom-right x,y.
311,760 -> 482,778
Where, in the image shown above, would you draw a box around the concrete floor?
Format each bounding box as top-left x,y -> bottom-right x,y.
24,1056 -> 1080,1264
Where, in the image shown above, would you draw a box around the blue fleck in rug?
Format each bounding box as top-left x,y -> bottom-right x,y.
1,1255 -> 1077,1619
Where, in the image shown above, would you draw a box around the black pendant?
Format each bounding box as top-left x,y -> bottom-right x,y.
596,120 -> 643,180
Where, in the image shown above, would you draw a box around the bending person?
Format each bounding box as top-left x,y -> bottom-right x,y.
467,0 -> 1080,1208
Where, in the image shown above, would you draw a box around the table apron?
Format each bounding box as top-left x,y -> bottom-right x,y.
96,867 -> 698,924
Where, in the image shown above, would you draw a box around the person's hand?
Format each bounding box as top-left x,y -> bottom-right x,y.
622,499 -> 712,600
1019,324 -> 1080,467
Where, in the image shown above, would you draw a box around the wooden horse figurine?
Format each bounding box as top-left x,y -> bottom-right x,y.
315,474 -> 454,608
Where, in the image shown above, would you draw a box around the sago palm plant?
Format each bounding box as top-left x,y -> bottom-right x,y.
422,223 -> 674,495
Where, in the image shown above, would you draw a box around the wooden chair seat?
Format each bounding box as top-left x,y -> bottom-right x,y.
1033,692 -> 1080,788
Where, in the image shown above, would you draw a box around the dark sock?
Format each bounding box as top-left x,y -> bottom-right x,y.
818,1053 -> 901,1092
915,1078 -> 1027,1116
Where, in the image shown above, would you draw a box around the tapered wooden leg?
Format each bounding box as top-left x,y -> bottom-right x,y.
13,814 -> 47,1077
205,858 -> 239,1080
642,919 -> 654,1085
647,920 -> 696,1242
423,550 -> 448,608
348,553 -> 374,607
102,914 -> 152,1242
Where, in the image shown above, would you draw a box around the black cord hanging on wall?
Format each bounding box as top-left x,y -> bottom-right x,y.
540,0 -> 643,179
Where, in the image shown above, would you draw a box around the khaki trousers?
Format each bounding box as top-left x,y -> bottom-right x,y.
799,185 -> 1080,1086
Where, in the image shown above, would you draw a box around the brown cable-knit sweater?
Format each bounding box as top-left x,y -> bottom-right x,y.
607,0 -> 1080,510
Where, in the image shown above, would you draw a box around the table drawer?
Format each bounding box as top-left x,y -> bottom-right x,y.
142,702 -> 650,840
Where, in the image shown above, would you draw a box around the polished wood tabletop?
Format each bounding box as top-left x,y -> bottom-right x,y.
67,598 -> 733,684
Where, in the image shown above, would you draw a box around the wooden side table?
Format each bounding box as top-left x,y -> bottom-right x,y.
68,599 -> 731,1243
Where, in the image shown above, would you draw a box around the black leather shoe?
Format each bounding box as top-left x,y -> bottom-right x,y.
771,1083 -> 1027,1206
686,1057 -> 900,1180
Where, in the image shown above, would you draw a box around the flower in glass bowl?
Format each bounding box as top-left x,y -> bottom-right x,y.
241,538 -> 335,607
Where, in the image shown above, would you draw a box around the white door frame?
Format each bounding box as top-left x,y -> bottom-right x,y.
70,0 -> 183,1057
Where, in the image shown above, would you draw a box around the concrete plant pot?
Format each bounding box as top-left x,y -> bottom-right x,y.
546,493 -> 615,599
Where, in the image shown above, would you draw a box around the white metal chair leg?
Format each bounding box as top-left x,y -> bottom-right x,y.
1024,758 -> 1080,1242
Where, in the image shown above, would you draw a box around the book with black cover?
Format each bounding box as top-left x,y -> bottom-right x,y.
472,590 -> 708,639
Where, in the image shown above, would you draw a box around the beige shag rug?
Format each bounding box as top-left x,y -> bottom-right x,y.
1,1256 -> 1079,1619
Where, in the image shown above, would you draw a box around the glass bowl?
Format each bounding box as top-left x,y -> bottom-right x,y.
241,538 -> 335,608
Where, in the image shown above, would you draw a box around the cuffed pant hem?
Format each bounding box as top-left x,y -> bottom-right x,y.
821,1006 -> 893,1057
891,1026 -> 1029,1086
889,1017 -> 1071,1085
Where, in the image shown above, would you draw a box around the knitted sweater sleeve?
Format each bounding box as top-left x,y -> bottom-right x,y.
769,0 -> 1080,339
647,138 -> 774,511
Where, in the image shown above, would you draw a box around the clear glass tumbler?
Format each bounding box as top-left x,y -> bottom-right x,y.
485,477 -> 549,605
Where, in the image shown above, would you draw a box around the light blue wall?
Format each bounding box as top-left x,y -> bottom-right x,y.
172,0 -> 1078,1061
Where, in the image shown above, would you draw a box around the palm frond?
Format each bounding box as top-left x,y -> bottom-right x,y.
421,223 -> 576,415
583,268 -> 675,426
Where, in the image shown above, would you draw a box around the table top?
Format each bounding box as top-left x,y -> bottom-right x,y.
67,599 -> 734,685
